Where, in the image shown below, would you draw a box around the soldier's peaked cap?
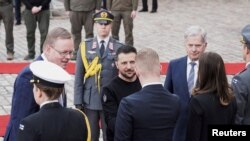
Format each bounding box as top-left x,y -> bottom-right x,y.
93,9 -> 114,24
30,61 -> 71,88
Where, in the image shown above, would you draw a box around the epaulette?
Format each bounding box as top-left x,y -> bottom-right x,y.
113,38 -> 122,43
236,68 -> 247,75
116,40 -> 125,46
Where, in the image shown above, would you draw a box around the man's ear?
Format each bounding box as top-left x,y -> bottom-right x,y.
115,61 -> 118,68
135,67 -> 140,77
204,42 -> 207,48
42,45 -> 49,54
37,88 -> 43,98
247,47 -> 250,54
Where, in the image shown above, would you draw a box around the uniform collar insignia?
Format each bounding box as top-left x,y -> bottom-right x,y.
108,42 -> 114,51
92,41 -> 97,50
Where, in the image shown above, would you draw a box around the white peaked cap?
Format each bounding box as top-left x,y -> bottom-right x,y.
30,61 -> 71,88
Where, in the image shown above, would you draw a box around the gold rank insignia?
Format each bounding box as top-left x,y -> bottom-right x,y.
101,12 -> 108,18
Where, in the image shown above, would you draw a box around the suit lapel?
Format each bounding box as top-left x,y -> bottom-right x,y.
180,56 -> 189,91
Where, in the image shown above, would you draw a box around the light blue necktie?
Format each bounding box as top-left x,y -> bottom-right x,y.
188,62 -> 196,95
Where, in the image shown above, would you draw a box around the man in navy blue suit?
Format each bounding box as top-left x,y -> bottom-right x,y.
4,27 -> 74,141
115,48 -> 180,141
164,25 -> 207,141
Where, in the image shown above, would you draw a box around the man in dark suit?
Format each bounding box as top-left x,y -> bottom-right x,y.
115,48 -> 180,141
232,24 -> 250,125
164,25 -> 207,141
4,27 -> 74,141
17,61 -> 91,141
139,0 -> 158,13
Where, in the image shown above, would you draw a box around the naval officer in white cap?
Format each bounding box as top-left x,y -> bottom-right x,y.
16,61 -> 91,141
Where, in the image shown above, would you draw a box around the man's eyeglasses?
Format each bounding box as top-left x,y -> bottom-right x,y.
51,47 -> 73,57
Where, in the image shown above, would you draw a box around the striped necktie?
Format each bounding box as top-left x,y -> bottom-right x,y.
188,62 -> 196,95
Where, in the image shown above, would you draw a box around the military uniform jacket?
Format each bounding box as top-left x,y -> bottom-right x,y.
74,37 -> 123,110
16,102 -> 88,141
231,64 -> 250,124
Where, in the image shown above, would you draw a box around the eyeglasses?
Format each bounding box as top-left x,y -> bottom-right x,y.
51,47 -> 73,57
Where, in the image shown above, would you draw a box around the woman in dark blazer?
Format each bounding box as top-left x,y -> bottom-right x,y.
186,52 -> 237,141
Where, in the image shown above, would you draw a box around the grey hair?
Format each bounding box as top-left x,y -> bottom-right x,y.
184,25 -> 207,43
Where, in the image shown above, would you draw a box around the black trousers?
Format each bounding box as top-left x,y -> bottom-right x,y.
142,0 -> 158,11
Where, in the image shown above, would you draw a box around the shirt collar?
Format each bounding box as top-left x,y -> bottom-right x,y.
40,99 -> 59,108
41,53 -> 47,61
187,57 -> 199,65
246,62 -> 250,68
97,36 -> 110,47
142,82 -> 162,88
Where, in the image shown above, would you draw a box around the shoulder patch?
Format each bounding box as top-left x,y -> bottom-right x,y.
241,68 -> 247,73
103,94 -> 107,102
19,124 -> 24,130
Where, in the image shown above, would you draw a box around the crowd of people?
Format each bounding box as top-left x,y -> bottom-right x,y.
1,1 -> 250,141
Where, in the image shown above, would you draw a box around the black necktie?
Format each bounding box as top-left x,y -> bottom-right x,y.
100,40 -> 105,57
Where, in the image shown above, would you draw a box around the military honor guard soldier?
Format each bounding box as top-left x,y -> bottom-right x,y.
74,9 -> 123,141
232,24 -> 250,125
16,61 -> 91,141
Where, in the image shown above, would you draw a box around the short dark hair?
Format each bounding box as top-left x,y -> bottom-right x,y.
116,45 -> 137,60
34,83 -> 63,100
